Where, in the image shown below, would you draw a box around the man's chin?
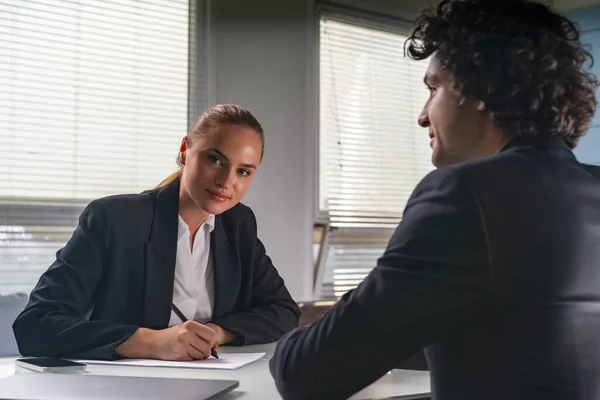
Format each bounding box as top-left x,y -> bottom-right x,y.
431,150 -> 441,168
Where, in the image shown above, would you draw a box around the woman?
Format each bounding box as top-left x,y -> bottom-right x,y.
13,104 -> 300,361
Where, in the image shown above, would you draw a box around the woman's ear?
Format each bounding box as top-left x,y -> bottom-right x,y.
179,136 -> 187,165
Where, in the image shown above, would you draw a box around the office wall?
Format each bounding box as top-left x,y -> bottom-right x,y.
567,5 -> 600,165
209,0 -> 317,301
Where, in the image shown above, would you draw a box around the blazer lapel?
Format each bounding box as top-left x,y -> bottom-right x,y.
143,179 -> 179,329
211,215 -> 242,318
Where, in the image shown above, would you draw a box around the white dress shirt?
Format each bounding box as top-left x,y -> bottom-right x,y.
168,213 -> 216,327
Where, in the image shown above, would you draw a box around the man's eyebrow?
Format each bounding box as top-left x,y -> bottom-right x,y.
209,148 -> 257,169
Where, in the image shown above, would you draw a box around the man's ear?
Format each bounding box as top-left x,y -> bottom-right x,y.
459,97 -> 485,111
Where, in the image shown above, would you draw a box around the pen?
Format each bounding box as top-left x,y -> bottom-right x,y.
169,302 -> 219,359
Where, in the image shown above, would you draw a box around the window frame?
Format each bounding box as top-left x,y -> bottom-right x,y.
314,4 -> 427,299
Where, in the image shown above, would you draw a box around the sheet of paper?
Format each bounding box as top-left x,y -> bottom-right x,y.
73,352 -> 265,371
0,363 -> 15,379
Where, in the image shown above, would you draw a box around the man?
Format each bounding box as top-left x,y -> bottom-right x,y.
270,0 -> 600,399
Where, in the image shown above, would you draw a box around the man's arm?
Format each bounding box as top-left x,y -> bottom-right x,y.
269,167 -> 492,400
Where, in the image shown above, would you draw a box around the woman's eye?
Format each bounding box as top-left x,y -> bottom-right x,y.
208,155 -> 222,165
238,169 -> 250,177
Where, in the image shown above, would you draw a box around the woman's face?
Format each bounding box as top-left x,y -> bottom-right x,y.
179,124 -> 263,215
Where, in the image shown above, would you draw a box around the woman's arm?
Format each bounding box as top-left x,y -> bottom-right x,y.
210,213 -> 300,345
115,322 -> 218,361
12,200 -> 139,360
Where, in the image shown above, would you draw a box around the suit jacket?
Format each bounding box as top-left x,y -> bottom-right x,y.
270,136 -> 600,400
13,178 -> 300,360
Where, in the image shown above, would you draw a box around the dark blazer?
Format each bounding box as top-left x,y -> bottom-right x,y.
270,136 -> 600,400
13,178 -> 300,360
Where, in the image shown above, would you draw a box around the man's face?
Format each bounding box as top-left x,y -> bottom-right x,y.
417,56 -> 491,167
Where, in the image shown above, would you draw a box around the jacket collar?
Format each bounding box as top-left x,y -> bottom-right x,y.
142,177 -> 239,327
498,135 -> 572,153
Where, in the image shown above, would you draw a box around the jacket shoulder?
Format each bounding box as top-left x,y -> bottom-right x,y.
406,152 -> 517,211
83,190 -> 157,222
223,201 -> 253,217
417,147 -> 531,191
219,202 -> 258,231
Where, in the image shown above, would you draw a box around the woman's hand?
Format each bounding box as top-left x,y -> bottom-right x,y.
116,321 -> 218,361
206,322 -> 236,345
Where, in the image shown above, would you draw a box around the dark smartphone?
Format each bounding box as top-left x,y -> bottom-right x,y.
15,357 -> 87,372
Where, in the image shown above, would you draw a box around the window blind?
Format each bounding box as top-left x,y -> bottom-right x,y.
0,0 -> 191,294
319,16 -> 432,229
320,229 -> 393,299
318,16 -> 433,299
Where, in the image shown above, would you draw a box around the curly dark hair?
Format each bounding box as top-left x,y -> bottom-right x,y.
405,0 -> 598,148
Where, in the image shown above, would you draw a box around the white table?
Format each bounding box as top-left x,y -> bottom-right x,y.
0,344 -> 430,399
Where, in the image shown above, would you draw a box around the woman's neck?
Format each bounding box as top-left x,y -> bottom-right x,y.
178,183 -> 210,233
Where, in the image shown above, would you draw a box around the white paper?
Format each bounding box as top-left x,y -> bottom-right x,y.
0,363 -> 15,379
73,352 -> 265,371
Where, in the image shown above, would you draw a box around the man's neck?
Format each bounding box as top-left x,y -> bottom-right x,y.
483,124 -> 512,157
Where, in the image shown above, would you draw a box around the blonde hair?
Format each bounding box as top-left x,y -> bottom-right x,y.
155,104 -> 264,189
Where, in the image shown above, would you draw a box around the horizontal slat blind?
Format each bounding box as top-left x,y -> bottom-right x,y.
319,17 -> 433,229
321,230 -> 393,299
318,16 -> 432,298
0,0 -> 190,294
0,201 -> 84,294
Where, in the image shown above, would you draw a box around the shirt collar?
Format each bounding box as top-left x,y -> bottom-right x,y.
177,214 -> 216,241
204,214 -> 216,232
